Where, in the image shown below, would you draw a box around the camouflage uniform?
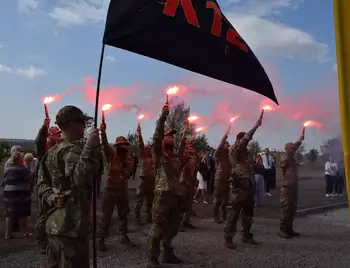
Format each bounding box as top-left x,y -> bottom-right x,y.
213,134 -> 231,223
37,106 -> 100,267
147,113 -> 186,266
224,131 -> 257,247
135,125 -> 156,224
35,125 -> 61,253
178,146 -> 197,230
279,140 -> 302,238
97,135 -> 133,251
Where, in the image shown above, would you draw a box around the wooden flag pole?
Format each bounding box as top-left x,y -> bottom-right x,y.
334,0 -> 350,213
92,43 -> 105,267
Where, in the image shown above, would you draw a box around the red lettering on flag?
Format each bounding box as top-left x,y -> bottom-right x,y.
206,1 -> 222,37
226,28 -> 248,52
163,0 -> 200,28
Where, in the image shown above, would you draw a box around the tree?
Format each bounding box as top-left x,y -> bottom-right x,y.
0,142 -> 10,161
192,133 -> 210,154
248,140 -> 261,156
127,130 -> 139,155
306,149 -> 319,166
295,144 -> 305,164
320,136 -> 343,161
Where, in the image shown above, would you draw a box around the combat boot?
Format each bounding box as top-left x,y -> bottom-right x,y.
241,233 -> 258,245
278,230 -> 292,239
289,230 -> 300,237
161,246 -> 183,264
224,236 -> 235,249
178,224 -> 186,232
121,235 -> 135,247
98,238 -> 107,251
147,257 -> 161,268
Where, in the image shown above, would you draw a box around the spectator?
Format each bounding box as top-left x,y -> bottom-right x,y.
253,155 -> 265,206
2,151 -> 33,239
271,154 -> 277,189
23,153 -> 37,191
194,151 -> 209,204
261,148 -> 274,196
334,160 -> 345,196
206,149 -> 215,195
325,156 -> 338,197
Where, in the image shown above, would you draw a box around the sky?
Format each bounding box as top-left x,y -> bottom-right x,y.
0,0 -> 340,151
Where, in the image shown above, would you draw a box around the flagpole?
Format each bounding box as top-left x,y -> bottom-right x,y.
93,43 -> 105,267
334,0 -> 350,213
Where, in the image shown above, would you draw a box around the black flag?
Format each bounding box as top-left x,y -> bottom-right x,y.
103,0 -> 278,103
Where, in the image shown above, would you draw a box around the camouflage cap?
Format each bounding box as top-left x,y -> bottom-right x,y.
164,128 -> 177,136
115,136 -> 130,146
55,105 -> 92,126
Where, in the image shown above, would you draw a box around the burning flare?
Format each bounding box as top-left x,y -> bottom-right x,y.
303,120 -> 322,129
188,115 -> 199,122
166,86 -> 179,95
43,94 -> 61,104
138,114 -> 145,120
102,104 -> 112,111
230,116 -> 239,123
195,126 -> 207,133
261,105 -> 272,111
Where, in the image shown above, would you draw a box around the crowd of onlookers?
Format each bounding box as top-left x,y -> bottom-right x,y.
324,156 -> 345,197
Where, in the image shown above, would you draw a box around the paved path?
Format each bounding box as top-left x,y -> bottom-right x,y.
1,209 -> 350,267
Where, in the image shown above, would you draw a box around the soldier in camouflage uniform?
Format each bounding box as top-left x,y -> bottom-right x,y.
147,103 -> 188,267
213,130 -> 231,224
224,118 -> 262,249
279,132 -> 304,239
178,142 -> 197,231
97,122 -> 134,251
134,122 -> 156,225
34,118 -> 62,253
37,105 -> 101,267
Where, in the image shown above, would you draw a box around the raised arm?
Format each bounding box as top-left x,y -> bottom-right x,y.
137,123 -> 145,156
35,119 -> 49,158
100,122 -> 115,162
214,133 -> 228,158
238,118 -> 262,148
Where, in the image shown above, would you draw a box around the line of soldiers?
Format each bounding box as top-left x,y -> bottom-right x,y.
33,100 -> 304,267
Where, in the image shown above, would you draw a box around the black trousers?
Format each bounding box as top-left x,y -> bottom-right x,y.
334,176 -> 344,194
325,174 -> 335,194
264,169 -> 274,193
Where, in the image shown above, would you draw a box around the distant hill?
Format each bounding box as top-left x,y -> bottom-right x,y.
0,138 -> 35,149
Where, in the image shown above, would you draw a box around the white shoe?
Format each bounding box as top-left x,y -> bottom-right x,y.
326,194 -> 330,197
266,193 -> 272,197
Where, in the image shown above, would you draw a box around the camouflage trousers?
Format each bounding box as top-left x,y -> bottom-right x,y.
213,180 -> 230,221
280,185 -> 298,232
224,188 -> 254,238
46,236 -> 89,268
179,185 -> 195,225
134,178 -> 155,220
97,188 -> 130,239
148,191 -> 181,259
35,197 -> 49,250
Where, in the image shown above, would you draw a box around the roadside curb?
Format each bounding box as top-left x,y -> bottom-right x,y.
296,202 -> 348,217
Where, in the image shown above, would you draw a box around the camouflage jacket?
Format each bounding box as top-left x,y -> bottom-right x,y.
138,127 -> 155,180
153,116 -> 186,194
101,133 -> 133,192
229,133 -> 254,189
214,134 -> 231,183
37,139 -> 101,238
281,141 -> 301,187
179,155 -> 197,187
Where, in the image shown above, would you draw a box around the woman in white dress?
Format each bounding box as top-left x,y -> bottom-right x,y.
194,151 -> 209,204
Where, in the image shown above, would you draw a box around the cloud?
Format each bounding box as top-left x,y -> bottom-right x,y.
0,64 -> 45,78
105,55 -> 118,62
18,0 -> 39,13
49,0 -> 328,62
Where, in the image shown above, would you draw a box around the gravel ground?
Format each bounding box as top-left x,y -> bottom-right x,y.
1,209 -> 350,268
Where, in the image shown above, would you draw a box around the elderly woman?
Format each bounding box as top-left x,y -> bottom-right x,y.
3,151 -> 33,239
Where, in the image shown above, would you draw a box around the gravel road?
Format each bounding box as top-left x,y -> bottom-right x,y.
1,209 -> 350,268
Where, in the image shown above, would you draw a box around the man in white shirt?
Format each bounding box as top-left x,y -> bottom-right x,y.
324,156 -> 338,197
261,148 -> 274,196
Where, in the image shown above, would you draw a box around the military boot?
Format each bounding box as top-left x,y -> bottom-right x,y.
278,230 -> 292,239
161,246 -> 183,264
121,235 -> 135,247
178,224 -> 186,232
147,256 -> 161,268
224,236 -> 235,249
289,230 -> 300,237
98,238 -> 107,251
241,233 -> 258,245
